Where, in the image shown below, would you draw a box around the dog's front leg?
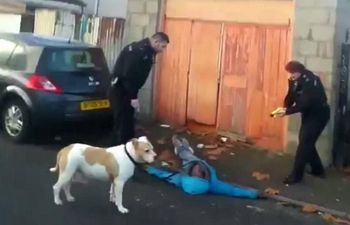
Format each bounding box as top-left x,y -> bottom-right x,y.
113,178 -> 128,214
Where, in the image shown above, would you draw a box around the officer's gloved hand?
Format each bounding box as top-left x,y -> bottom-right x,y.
131,99 -> 140,112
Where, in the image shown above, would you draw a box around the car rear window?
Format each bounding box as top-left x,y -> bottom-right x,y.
39,47 -> 107,72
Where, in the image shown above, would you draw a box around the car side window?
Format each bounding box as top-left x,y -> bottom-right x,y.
0,39 -> 16,67
7,45 -> 26,71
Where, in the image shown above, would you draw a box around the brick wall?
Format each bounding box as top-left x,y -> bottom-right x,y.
123,0 -> 159,119
290,0 -> 338,166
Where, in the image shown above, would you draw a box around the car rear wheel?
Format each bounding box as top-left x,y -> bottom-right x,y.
2,99 -> 31,142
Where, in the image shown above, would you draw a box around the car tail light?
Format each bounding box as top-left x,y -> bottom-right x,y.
26,74 -> 63,94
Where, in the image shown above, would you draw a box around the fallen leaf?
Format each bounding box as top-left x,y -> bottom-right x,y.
336,218 -> 350,225
321,214 -> 350,225
204,144 -> 218,149
205,147 -> 228,156
175,127 -> 187,133
302,204 -> 318,214
264,188 -> 280,195
157,138 -> 167,145
224,143 -> 235,148
322,214 -> 339,224
208,155 -> 218,161
344,167 -> 350,175
253,172 -> 271,181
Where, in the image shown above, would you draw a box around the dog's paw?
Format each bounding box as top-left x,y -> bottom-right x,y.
118,206 -> 129,214
54,199 -> 63,205
67,196 -> 75,202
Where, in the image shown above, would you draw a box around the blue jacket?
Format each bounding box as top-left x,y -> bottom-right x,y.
146,160 -> 258,199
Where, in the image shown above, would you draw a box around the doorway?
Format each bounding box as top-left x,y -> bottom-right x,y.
156,19 -> 222,130
155,19 -> 291,150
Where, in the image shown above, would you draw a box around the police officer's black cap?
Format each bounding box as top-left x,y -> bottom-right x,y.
285,60 -> 306,73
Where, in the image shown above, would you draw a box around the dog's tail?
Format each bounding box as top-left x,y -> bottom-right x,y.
49,150 -> 62,173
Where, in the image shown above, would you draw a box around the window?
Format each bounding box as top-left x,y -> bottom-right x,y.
42,48 -> 106,72
8,45 -> 26,71
0,39 -> 16,67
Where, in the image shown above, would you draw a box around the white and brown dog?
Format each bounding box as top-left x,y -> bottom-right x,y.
49,136 -> 157,214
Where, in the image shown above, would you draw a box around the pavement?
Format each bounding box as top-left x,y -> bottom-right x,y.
0,122 -> 347,225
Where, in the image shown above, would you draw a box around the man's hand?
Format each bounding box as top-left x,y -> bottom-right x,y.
270,107 -> 286,118
131,99 -> 140,112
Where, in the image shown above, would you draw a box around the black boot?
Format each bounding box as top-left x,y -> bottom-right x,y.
283,175 -> 302,185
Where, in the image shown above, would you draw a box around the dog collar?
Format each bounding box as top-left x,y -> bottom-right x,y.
124,145 -> 139,166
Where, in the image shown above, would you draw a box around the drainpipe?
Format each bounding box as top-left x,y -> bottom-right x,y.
94,0 -> 100,16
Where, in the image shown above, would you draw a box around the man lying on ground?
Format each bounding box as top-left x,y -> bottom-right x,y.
145,135 -> 264,199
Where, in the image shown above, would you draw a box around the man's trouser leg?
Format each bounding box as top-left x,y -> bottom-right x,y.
110,86 -> 136,146
110,87 -> 123,146
291,109 -> 329,180
308,107 -> 330,175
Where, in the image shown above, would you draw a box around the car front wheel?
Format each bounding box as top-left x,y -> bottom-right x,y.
2,99 -> 31,142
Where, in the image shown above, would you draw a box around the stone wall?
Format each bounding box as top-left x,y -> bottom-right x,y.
123,0 -> 159,119
290,0 -> 339,166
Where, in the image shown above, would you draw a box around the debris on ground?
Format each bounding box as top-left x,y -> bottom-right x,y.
246,205 -> 264,213
157,138 -> 168,145
160,124 -> 171,128
302,204 -> 318,214
135,125 -> 150,134
321,213 -> 350,225
197,144 -> 205,149
218,131 -> 247,143
344,167 -> 350,175
204,144 -> 219,149
175,127 -> 187,133
264,188 -> 280,195
252,172 -> 271,181
208,155 -> 219,161
204,147 -> 229,157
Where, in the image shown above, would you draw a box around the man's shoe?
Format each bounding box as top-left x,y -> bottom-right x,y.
283,176 -> 302,185
307,171 -> 326,179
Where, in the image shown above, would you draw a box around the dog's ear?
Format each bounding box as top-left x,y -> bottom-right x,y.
138,136 -> 148,143
131,138 -> 139,148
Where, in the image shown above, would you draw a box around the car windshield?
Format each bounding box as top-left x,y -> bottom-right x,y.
42,48 -> 105,72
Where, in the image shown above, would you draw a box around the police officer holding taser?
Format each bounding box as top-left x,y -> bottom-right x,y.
109,32 -> 170,146
272,61 -> 330,185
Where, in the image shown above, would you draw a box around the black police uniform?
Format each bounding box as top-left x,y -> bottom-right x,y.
109,38 -> 155,146
284,69 -> 330,182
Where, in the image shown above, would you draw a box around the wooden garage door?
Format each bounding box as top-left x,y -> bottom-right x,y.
187,21 -> 222,125
218,23 -> 290,151
155,19 -> 192,126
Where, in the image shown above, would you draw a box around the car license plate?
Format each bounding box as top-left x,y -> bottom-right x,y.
80,99 -> 110,111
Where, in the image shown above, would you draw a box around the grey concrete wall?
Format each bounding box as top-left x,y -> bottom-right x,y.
290,0 -> 339,166
123,0 -> 159,120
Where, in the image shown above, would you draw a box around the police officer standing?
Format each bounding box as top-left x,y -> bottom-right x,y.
109,32 -> 169,146
273,61 -> 330,185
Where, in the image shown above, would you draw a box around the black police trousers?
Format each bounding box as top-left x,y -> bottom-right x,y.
109,83 -> 135,146
290,105 -> 330,180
